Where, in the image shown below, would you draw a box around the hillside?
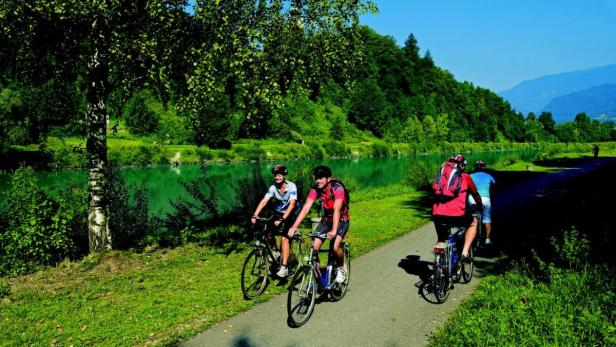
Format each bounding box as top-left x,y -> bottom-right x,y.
542,84 -> 616,123
499,64 -> 616,114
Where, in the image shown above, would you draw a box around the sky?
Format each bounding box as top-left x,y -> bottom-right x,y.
360,0 -> 616,92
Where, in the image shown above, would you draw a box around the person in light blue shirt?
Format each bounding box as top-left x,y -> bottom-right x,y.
469,160 -> 496,245
251,165 -> 300,278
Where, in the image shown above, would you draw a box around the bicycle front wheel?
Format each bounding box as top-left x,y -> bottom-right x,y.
241,249 -> 269,300
433,254 -> 450,303
460,246 -> 474,283
287,237 -> 304,278
287,266 -> 317,327
330,243 -> 351,301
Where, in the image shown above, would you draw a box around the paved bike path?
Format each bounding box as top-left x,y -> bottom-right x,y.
181,157 -> 614,347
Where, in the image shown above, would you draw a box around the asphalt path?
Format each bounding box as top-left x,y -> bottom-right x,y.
180,158 -> 614,347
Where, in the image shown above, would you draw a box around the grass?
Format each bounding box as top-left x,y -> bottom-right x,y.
429,260 -> 616,346
0,185 -> 431,346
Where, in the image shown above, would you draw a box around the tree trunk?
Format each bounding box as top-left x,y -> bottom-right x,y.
86,16 -> 112,252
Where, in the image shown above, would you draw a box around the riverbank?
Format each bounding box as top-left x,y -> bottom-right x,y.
4,136 -> 614,171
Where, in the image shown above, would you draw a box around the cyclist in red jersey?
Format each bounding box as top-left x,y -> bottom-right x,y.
433,155 -> 483,261
288,165 -> 350,283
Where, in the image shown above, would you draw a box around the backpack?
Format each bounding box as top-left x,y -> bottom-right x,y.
432,161 -> 463,199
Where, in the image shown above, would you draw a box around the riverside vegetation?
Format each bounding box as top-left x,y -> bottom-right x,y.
1,150 -> 615,345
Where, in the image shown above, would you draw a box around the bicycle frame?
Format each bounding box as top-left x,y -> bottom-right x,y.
435,226 -> 464,279
253,218 -> 279,263
306,236 -> 339,291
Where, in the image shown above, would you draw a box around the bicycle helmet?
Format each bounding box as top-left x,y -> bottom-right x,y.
474,160 -> 486,170
313,165 -> 332,178
449,154 -> 467,167
271,164 -> 288,175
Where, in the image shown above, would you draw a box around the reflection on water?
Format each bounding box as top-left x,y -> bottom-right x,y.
0,150 -> 539,214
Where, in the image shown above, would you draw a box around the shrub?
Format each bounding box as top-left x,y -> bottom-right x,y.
371,140 -> 391,157
233,144 -> 266,161
0,279 -> 10,298
0,167 -> 80,276
322,140 -> 350,158
123,90 -> 160,136
107,164 -> 150,250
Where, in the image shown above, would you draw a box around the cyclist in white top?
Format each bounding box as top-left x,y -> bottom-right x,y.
469,160 -> 496,245
251,165 -> 300,278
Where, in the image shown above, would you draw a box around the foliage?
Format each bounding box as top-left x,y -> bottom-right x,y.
123,90 -> 160,136
107,164 -> 150,250
0,167 -> 85,276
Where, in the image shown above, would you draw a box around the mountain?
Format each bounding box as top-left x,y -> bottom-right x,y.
499,64 -> 616,115
542,84 -> 616,123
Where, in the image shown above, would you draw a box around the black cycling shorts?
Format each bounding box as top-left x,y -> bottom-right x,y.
313,220 -> 350,240
433,214 -> 473,242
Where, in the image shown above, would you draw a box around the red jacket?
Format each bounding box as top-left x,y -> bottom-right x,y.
432,173 -> 478,217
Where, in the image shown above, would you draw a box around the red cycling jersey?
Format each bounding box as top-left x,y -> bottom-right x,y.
308,182 -> 350,223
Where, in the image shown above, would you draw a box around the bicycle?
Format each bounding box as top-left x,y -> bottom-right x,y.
241,216 -> 305,300
287,232 -> 351,327
470,207 -> 485,250
432,225 -> 474,303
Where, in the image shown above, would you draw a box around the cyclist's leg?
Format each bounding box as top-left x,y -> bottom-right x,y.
482,199 -> 493,243
332,221 -> 349,266
280,235 -> 290,266
433,216 -> 450,247
278,214 -> 293,267
462,215 -> 478,257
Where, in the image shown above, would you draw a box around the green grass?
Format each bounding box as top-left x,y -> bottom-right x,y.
0,185 -> 431,346
429,265 -> 615,346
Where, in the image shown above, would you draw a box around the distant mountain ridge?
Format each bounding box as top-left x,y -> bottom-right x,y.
499,64 -> 616,117
542,84 -> 616,123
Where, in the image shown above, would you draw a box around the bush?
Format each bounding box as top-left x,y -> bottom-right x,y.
0,167 -> 82,276
107,164 -> 150,250
322,140 -> 350,158
371,140 -> 391,157
123,90 -> 160,136
233,144 -> 266,161
0,279 -> 10,298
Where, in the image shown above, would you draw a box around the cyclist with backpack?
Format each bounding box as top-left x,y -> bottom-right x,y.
288,165 -> 350,283
251,164 -> 300,278
432,155 -> 483,261
470,160 -> 496,246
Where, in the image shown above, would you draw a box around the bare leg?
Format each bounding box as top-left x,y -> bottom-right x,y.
462,216 -> 478,257
485,223 -> 492,241
280,236 -> 290,266
333,235 -> 344,266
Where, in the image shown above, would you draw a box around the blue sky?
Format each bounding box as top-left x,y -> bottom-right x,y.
360,0 -> 616,92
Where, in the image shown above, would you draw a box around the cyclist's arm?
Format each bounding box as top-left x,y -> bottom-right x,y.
281,198 -> 296,221
288,197 -> 315,236
251,196 -> 270,223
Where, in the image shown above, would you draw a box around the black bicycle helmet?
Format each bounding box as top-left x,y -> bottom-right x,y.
313,165 -> 332,178
271,164 -> 288,175
474,160 -> 486,170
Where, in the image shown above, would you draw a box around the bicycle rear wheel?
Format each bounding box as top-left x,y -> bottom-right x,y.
330,243 -> 351,301
287,266 -> 317,327
433,254 -> 450,303
460,246 -> 474,283
241,249 -> 269,299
